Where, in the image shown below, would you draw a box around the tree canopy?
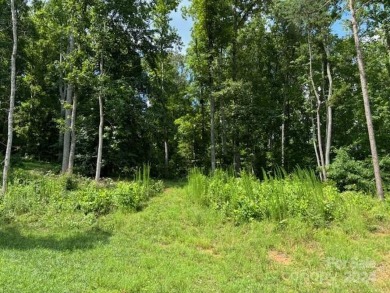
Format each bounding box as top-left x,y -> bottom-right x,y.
0,0 -> 389,196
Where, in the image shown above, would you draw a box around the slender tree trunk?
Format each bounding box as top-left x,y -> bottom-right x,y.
308,37 -> 326,180
311,116 -> 323,181
95,57 -> 104,181
200,95 -> 205,142
210,90 -> 216,172
203,0 -> 217,172
349,0 -> 384,200
325,106 -> 332,166
67,91 -> 77,175
325,45 -> 333,167
62,35 -> 74,173
164,139 -> 169,169
220,96 -> 227,160
232,0 -> 241,173
58,53 -> 66,161
1,0 -> 17,195
160,60 -> 169,176
95,91 -> 104,181
315,104 -> 326,180
206,14 -> 216,172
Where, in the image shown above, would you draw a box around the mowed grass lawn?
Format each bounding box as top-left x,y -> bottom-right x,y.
1,184 -> 389,293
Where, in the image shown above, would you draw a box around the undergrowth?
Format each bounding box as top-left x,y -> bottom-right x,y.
186,168 -> 390,227
0,165 -> 164,223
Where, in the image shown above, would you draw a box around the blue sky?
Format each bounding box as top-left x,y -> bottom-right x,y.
170,0 -> 192,51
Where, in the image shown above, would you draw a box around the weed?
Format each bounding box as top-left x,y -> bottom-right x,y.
186,168 -> 389,227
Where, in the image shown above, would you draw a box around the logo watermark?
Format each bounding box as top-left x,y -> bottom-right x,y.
288,257 -> 377,285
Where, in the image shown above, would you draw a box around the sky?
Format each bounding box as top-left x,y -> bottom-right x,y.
170,0 -> 192,52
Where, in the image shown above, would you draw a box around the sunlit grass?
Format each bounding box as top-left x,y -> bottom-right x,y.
0,163 -> 389,292
1,185 -> 389,292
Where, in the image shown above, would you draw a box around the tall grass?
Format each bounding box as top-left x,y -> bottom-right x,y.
135,164 -> 151,187
186,167 -> 385,226
186,168 -> 208,205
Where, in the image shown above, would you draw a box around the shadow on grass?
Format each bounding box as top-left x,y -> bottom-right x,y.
0,226 -> 111,251
163,179 -> 187,189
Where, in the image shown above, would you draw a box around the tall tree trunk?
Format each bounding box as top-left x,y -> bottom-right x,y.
325,45 -> 333,167
161,60 -> 169,176
281,101 -> 286,168
325,106 -> 332,166
95,91 -> 104,181
311,116 -> 323,181
232,0 -> 240,173
308,37 -> 326,180
206,8 -> 216,172
67,91 -> 77,175
58,53 -> 66,161
210,90 -> 216,172
315,104 -> 326,180
200,94 -> 205,143
62,35 -> 74,173
349,0 -> 384,200
164,138 -> 169,171
220,96 -> 227,161
1,0 -> 17,195
95,57 -> 104,182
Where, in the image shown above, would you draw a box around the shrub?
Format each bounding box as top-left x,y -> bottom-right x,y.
328,148 -> 375,193
1,168 -> 164,219
114,182 -> 146,211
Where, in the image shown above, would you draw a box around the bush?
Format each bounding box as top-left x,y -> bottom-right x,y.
1,168 -> 164,219
114,182 -> 146,211
74,178 -> 164,215
328,148 -> 375,193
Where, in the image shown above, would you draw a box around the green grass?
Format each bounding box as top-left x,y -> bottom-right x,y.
1,183 -> 390,292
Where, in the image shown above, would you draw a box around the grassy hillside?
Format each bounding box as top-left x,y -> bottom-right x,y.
0,183 -> 389,291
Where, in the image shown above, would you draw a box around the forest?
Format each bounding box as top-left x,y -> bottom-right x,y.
0,0 -> 390,292
0,0 -> 389,193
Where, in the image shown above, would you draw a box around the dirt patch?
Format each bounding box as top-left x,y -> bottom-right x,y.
371,226 -> 390,238
197,245 -> 220,257
159,242 -> 170,248
374,253 -> 390,288
304,241 -> 324,256
268,250 -> 292,265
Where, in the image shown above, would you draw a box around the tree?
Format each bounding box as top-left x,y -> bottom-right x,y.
349,0 -> 384,200
188,0 -> 232,172
147,0 -> 180,177
62,34 -> 75,173
1,0 -> 18,195
275,0 -> 340,180
95,55 -> 104,181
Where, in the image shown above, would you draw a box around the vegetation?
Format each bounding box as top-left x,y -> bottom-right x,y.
187,168 -> 390,226
0,0 -> 389,291
1,163 -> 164,221
1,168 -> 390,292
0,0 -> 388,193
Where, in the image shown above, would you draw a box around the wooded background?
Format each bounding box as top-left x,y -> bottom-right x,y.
0,0 -> 389,194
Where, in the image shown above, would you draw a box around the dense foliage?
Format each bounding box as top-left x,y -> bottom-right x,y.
0,0 -> 389,195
